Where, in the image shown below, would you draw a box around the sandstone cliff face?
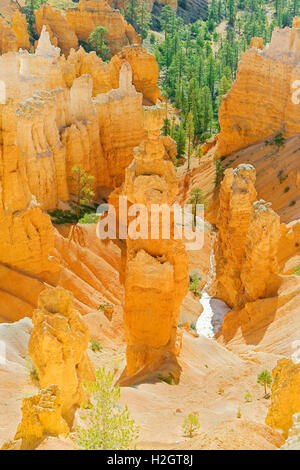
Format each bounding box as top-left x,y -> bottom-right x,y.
0,30 -> 152,321
11,385 -> 69,450
65,0 -> 141,56
12,11 -> 30,50
266,359 -> 300,438
110,45 -> 161,104
123,106 -> 189,379
0,16 -> 18,53
215,164 -> 281,308
218,22 -> 300,156
28,287 -> 95,426
35,5 -> 78,56
94,62 -> 146,188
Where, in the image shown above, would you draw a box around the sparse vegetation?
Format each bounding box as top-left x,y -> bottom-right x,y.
76,368 -> 139,450
244,392 -> 253,403
214,159 -> 225,187
218,388 -> 224,395
88,26 -> 110,61
257,370 -> 272,398
188,272 -> 202,297
158,372 -> 175,385
182,413 -> 200,438
237,407 -> 242,418
25,355 -> 39,382
91,340 -> 102,353
293,265 -> 300,276
265,133 -> 286,150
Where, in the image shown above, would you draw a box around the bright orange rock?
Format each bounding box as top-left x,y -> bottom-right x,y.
266,359 -> 300,438
66,0 -> 141,56
122,106 -> 189,379
35,5 -> 78,56
11,11 -> 30,50
28,287 -> 95,426
218,23 -> 300,156
215,164 -> 281,307
110,45 -> 162,104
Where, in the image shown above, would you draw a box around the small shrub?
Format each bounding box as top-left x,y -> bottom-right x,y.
237,408 -> 242,418
289,200 -> 296,207
214,159 -> 225,187
91,340 -> 102,352
149,33 -> 155,44
218,388 -> 224,395
25,355 -> 39,382
257,370 -> 272,398
79,213 -> 99,224
190,322 -> 197,331
158,372 -> 175,385
284,186 -> 290,193
189,272 -> 201,296
244,392 -> 253,403
182,413 -> 200,438
293,265 -> 300,276
76,368 -> 139,450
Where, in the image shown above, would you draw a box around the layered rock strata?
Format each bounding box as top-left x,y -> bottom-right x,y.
215,164 -> 280,308
266,359 -> 300,438
218,21 -> 300,156
6,385 -> 69,450
123,105 -> 189,378
28,287 -> 95,426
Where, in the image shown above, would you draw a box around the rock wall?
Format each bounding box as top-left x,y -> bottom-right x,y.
215,164 -> 280,308
65,0 -> 141,56
35,5 -> 79,56
7,385 -> 69,450
266,359 -> 300,438
94,62 -> 146,188
123,105 -> 189,379
110,45 -> 161,104
28,287 -> 95,426
218,20 -> 300,156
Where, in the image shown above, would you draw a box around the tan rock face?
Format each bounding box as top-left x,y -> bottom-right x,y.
94,62 -> 146,188
215,164 -> 280,307
66,0 -> 141,56
28,287 -> 95,426
110,45 -> 162,104
218,23 -> 300,156
12,11 -> 30,50
250,36 -> 264,50
123,106 -> 189,379
13,385 -> 69,450
0,16 -> 18,53
35,5 -> 78,56
266,359 -> 300,438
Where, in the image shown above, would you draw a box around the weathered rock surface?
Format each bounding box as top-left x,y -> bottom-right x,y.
5,385 -> 69,450
28,287 -> 95,426
218,22 -> 300,156
12,11 -> 30,50
215,164 -> 281,308
122,105 -> 189,379
65,0 -> 141,56
266,359 -> 300,438
35,5 -> 78,56
110,45 -> 161,104
94,62 -> 146,188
